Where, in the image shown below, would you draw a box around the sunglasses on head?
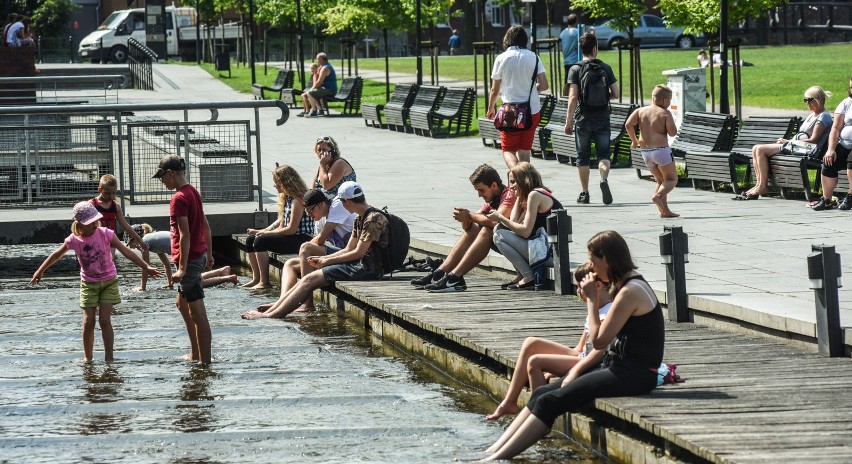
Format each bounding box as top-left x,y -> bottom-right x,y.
803,97 -> 816,104
316,136 -> 332,144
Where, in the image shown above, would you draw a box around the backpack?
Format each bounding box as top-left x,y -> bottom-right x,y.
366,207 -> 410,275
578,60 -> 609,112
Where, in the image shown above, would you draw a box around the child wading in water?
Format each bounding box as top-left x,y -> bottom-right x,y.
30,202 -> 161,362
91,174 -> 146,251
625,84 -> 680,218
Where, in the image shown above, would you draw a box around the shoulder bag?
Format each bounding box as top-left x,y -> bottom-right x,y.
494,55 -> 539,132
780,140 -> 820,159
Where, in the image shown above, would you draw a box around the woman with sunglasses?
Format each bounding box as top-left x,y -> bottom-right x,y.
242,165 -> 315,289
735,86 -> 833,201
313,136 -> 356,197
478,231 -> 664,462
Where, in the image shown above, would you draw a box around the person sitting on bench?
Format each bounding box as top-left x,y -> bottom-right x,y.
303,52 -> 337,118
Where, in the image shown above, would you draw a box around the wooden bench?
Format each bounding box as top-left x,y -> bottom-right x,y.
385,85 -> 445,133
552,103 -> 636,165
631,111 -> 737,178
478,94 -> 556,148
322,77 -> 363,116
532,97 -> 569,160
409,87 -> 475,137
251,69 -> 294,101
362,83 -> 418,128
685,116 -> 800,193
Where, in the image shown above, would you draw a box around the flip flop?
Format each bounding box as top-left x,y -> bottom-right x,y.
732,193 -> 759,200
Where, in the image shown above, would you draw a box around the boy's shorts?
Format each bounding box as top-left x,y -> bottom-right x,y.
641,146 -> 674,169
322,260 -> 381,284
178,255 -> 207,303
80,277 -> 121,308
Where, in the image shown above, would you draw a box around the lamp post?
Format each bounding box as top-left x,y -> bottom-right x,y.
416,0 -> 422,85
719,0 -> 729,114
195,0 -> 200,64
296,0 -> 305,89
249,0 -> 256,84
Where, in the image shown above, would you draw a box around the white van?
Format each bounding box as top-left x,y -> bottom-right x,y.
78,6 -> 241,64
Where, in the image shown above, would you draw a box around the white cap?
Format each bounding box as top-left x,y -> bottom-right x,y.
335,181 -> 364,200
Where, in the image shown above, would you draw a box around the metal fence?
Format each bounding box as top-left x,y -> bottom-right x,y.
128,38 -> 157,91
0,75 -> 127,106
0,100 -> 288,210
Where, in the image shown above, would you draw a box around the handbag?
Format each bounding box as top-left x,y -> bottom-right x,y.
780,140 -> 820,159
494,56 -> 539,132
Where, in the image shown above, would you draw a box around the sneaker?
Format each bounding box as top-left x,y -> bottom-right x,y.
840,195 -> 852,211
600,180 -> 613,205
576,192 -> 590,204
812,197 -> 838,211
426,275 -> 467,293
304,111 -> 318,118
410,272 -> 436,287
296,111 -> 306,117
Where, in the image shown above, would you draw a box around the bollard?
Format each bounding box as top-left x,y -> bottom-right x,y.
659,226 -> 689,322
546,209 -> 573,295
808,245 -> 843,357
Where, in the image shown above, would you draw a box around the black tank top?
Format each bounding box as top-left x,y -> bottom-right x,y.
610,275 -> 665,370
528,188 -> 562,238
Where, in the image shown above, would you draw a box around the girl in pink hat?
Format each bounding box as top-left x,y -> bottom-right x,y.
30,201 -> 161,362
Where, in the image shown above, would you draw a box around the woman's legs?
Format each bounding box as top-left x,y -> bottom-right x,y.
482,413 -> 550,462
241,252 -> 261,287
253,252 -> 271,289
485,407 -> 533,454
527,353 -> 581,391
492,228 -> 533,282
748,143 -> 781,195
98,303 -> 114,362
486,337 -> 577,420
82,307 -> 96,362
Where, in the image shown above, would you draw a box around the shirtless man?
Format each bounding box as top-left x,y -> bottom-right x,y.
625,84 -> 679,218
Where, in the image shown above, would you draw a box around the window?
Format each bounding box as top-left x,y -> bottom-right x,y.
644,16 -> 665,28
491,2 -> 504,26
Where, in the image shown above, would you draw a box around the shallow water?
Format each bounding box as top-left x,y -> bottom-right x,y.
0,245 -> 602,463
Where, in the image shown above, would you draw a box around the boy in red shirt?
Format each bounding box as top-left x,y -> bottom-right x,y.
152,155 -> 213,365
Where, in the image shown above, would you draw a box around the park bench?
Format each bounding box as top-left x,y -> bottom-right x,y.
321,76 -> 363,116
409,87 -> 475,137
684,116 -> 800,193
479,94 -> 556,148
385,85 -> 445,133
552,103 -> 636,165
631,111 -> 737,178
362,83 -> 419,128
800,156 -> 851,201
532,97 -> 569,160
251,69 -> 294,101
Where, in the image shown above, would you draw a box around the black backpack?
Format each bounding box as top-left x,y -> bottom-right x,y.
578,60 -> 609,112
366,207 -> 410,275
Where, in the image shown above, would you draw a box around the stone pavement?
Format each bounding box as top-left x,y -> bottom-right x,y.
51,63 -> 852,343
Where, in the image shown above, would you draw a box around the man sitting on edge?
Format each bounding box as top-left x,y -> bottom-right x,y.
256,188 -> 356,314
413,164 -> 516,293
241,181 -> 387,319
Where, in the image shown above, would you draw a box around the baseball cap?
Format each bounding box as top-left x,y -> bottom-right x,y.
335,181 -> 364,200
72,201 -> 102,225
151,155 -> 186,179
303,189 -> 330,208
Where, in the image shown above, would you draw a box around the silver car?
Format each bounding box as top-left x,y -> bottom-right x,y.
591,14 -> 700,49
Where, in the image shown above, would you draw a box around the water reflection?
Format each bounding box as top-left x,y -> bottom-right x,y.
78,364 -> 128,435
173,366 -> 218,433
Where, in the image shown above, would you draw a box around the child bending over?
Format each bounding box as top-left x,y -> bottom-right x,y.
30,202 -> 161,362
625,84 -> 679,218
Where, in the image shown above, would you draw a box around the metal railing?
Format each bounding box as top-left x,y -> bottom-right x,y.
0,75 -> 128,106
128,38 -> 158,91
0,100 -> 289,211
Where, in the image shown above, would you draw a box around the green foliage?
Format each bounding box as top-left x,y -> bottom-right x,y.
657,0 -> 788,35
571,0 -> 644,37
31,0 -> 78,37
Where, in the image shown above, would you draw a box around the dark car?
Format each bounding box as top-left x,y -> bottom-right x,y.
592,14 -> 702,50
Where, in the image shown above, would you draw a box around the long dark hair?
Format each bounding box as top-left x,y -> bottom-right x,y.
587,230 -> 637,296
503,25 -> 528,49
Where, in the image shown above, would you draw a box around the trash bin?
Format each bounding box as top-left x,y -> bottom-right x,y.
215,44 -> 230,77
662,68 -> 706,130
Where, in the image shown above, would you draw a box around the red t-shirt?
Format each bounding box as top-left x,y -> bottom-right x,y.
170,184 -> 207,263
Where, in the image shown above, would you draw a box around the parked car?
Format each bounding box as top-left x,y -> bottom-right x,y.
591,14 -> 701,50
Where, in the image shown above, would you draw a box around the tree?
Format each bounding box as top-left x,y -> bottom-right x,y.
571,0 -> 644,39
10,0 -> 78,38
656,0 -> 787,35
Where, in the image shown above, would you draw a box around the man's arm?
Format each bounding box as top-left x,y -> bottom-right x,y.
311,220 -> 339,246
608,82 -> 620,101
310,238 -> 371,269
625,110 -> 640,147
564,83 -> 579,135
312,66 -> 330,90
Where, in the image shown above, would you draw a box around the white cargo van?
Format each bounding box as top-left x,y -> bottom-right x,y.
78,6 -> 241,64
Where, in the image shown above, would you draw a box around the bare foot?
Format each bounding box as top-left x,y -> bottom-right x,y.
292,304 -> 315,313
240,279 -> 259,288
241,310 -> 268,320
181,353 -> 197,361
651,194 -> 666,214
229,275 -> 239,284
256,303 -> 273,312
251,282 -> 270,290
485,402 -> 520,421
105,357 -> 114,363
222,265 -> 231,275
660,211 -> 680,218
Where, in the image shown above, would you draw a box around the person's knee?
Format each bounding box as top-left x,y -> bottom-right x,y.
521,336 -> 544,351
82,314 -> 96,330
301,270 -> 327,289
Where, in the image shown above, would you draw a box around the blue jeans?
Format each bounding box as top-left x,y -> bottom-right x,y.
574,118 -> 611,166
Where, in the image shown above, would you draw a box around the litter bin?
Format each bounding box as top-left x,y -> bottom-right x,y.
215,44 -> 231,78
662,68 -> 706,130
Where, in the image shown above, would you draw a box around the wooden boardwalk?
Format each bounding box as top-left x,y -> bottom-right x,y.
330,272 -> 852,464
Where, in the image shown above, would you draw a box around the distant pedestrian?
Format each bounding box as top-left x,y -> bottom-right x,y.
564,33 -> 619,205
448,30 -> 462,56
30,201 -> 161,362
559,13 -> 580,92
152,155 -> 214,365
4,15 -> 24,47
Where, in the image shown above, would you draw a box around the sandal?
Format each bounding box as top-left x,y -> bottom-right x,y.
501,276 -> 523,290
507,280 -> 536,291
732,193 -> 759,201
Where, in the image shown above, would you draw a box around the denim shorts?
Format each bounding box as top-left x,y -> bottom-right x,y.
574,118 -> 612,166
80,277 -> 121,308
178,255 -> 207,303
322,260 -> 381,284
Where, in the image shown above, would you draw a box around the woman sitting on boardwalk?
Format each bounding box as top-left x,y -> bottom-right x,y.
478,230 -> 665,462
734,86 -> 833,201
314,136 -> 356,197
242,165 -> 315,289
486,262 -> 611,421
487,162 -> 562,290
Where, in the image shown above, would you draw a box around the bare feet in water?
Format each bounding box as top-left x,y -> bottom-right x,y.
251,282 -> 270,290
292,304 -> 315,313
485,402 -> 520,421
240,279 -> 259,288
256,303 -> 273,312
